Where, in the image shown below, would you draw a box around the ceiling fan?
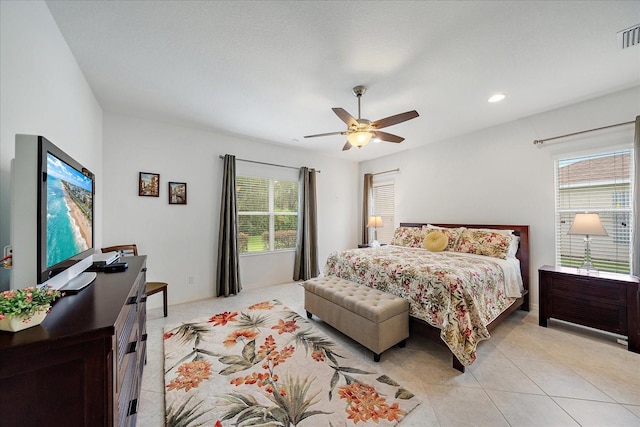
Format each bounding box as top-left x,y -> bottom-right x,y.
304,85 -> 419,151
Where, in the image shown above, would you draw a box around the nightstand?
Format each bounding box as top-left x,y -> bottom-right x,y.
538,265 -> 639,353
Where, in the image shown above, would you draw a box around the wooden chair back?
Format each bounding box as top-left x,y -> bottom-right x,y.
100,243 -> 169,317
101,244 -> 138,257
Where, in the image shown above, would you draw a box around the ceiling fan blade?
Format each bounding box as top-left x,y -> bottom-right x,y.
373,131 -> 405,143
372,110 -> 419,129
332,108 -> 358,127
303,131 -> 344,138
342,141 -> 353,151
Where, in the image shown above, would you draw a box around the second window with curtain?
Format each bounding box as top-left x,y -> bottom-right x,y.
371,178 -> 395,244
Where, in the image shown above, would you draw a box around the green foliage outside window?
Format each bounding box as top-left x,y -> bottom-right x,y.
237,176 -> 298,253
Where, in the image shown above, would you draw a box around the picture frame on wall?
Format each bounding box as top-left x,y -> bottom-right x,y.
139,172 -> 160,197
169,182 -> 187,205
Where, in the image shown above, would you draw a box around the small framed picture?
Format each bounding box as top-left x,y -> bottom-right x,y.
169,182 -> 187,205
139,172 -> 160,197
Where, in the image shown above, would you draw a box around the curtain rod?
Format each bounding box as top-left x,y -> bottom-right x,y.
532,120 -> 634,145
371,168 -> 400,176
219,155 -> 320,173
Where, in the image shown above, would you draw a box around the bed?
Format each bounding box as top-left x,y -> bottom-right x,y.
324,223 -> 530,372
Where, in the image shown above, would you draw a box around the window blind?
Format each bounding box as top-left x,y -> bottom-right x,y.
237,174 -> 298,253
372,182 -> 395,244
555,150 -> 633,273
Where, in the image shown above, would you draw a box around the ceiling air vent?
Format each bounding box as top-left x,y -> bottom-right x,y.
617,24 -> 640,49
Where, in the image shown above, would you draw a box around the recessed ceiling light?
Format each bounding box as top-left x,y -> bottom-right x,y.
488,94 -> 506,103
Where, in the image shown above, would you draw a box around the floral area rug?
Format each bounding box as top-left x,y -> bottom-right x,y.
163,299 -> 420,426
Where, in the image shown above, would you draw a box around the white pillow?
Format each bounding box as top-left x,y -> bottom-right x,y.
508,235 -> 520,258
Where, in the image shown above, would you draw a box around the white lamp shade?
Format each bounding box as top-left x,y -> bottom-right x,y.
367,216 -> 384,228
347,131 -> 372,148
567,213 -> 608,236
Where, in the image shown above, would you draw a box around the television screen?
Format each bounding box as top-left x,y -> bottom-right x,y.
35,136 -> 95,285
10,135 -> 96,290
45,152 -> 93,269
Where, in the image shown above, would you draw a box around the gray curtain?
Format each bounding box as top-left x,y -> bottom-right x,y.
633,116 -> 640,277
216,154 -> 241,296
293,167 -> 318,281
362,173 -> 373,245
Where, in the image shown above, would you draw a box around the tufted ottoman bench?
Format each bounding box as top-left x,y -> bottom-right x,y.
303,276 -> 409,362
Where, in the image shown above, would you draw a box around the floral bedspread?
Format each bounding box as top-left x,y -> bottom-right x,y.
324,246 -> 521,366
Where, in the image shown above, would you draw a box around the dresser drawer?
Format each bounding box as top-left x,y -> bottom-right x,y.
550,293 -> 627,334
551,276 -> 626,305
539,266 -> 636,339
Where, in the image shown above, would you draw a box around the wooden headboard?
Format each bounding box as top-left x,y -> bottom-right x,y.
400,223 -> 530,309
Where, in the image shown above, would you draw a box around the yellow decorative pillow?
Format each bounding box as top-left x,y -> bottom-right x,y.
423,231 -> 448,252
422,225 -> 464,251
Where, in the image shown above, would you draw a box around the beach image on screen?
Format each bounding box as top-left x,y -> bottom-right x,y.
46,153 -> 93,268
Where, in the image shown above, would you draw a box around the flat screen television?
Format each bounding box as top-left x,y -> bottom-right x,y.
11,135 -> 96,290
38,141 -> 94,284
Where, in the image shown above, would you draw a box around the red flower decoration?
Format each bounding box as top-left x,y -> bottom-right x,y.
208,311 -> 238,326
271,319 -> 300,335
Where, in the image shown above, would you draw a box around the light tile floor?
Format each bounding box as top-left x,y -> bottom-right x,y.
138,282 -> 640,426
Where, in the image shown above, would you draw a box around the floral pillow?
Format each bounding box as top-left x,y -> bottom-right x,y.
454,229 -> 514,259
390,226 -> 424,248
422,225 -> 464,251
466,228 -> 519,258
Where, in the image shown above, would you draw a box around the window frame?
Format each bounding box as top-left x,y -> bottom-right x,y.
370,177 -> 395,244
236,174 -> 299,255
554,149 -> 634,274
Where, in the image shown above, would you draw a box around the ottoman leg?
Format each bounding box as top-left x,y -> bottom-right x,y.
374,353 -> 381,362
306,310 -> 313,319
398,339 -> 407,348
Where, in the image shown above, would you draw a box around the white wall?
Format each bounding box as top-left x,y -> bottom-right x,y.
360,87 -> 640,309
0,1 -> 103,291
102,113 -> 358,309
3,1 -> 636,313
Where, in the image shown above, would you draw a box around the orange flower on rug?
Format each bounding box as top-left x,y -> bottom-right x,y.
164,300 -> 420,426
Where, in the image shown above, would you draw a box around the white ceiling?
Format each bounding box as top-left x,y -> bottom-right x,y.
45,1 -> 640,162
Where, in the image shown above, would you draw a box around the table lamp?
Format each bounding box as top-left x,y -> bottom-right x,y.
567,213 -> 608,272
367,216 -> 384,247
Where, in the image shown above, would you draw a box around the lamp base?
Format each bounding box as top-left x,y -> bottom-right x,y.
577,261 -> 599,275
579,260 -> 595,270
576,235 -> 599,275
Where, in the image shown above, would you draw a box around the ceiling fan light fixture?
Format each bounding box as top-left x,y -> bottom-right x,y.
303,84 -> 418,151
347,131 -> 372,148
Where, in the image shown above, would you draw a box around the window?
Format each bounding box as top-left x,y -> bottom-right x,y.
555,150 -> 634,273
237,175 -> 298,254
371,180 -> 395,244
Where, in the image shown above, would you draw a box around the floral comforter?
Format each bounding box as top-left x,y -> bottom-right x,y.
324,246 -> 523,366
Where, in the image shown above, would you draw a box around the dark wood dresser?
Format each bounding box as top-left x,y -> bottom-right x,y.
0,256 -> 147,426
538,264 -> 639,353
